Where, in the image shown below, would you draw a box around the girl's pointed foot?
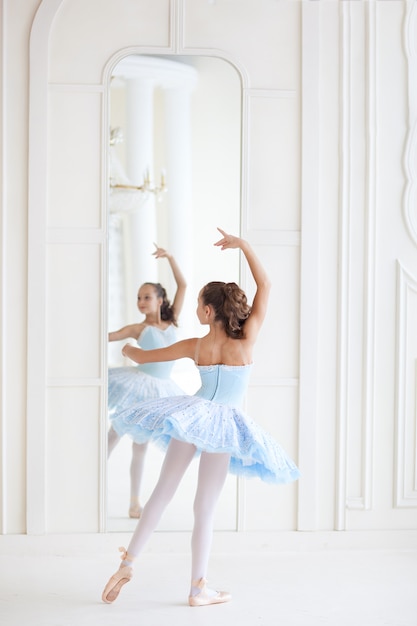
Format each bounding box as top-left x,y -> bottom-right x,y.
188,577 -> 231,607
102,565 -> 133,603
102,547 -> 135,604
128,503 -> 143,519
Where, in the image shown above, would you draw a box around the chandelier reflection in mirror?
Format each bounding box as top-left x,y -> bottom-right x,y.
109,126 -> 167,213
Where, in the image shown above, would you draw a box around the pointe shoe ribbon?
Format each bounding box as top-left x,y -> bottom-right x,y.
101,547 -> 135,604
118,546 -> 136,562
188,577 -> 232,607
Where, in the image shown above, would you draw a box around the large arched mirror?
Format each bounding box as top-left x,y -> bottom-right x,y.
106,54 -> 242,531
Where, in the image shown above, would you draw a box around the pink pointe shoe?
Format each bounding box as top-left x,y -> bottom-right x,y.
128,503 -> 143,519
188,577 -> 232,607
102,547 -> 135,604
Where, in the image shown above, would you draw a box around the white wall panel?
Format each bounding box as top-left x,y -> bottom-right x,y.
49,0 -> 171,84
48,89 -> 103,229
184,0 -> 300,91
47,386 -> 100,532
402,0 -> 417,247
245,92 -> 300,232
250,245 -> 299,381
46,243 -> 102,379
315,1 -> 339,531
244,386 -> 298,531
336,0 -> 417,531
395,262 -> 417,508
336,0 -> 376,528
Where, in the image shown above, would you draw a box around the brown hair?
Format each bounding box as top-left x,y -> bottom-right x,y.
142,282 -> 178,326
201,281 -> 251,338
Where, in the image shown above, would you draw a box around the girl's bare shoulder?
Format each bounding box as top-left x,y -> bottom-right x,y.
133,322 -> 147,338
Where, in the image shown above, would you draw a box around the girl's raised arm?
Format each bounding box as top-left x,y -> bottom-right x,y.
214,227 -> 271,341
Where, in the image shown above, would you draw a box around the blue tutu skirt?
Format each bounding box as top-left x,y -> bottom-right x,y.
108,367 -> 184,429
113,395 -> 300,484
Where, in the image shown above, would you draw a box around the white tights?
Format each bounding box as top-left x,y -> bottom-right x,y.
107,427 -> 148,505
125,438 -> 230,589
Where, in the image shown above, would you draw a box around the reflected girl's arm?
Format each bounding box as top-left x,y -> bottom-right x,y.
108,323 -> 143,342
153,244 -> 187,318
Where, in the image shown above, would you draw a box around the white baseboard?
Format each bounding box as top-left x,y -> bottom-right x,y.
1,529 -> 417,556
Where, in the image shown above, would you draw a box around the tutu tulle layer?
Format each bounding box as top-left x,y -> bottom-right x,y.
114,395 -> 300,484
108,366 -> 184,422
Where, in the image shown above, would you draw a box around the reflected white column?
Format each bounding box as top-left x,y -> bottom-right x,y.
163,87 -> 195,336
113,56 -> 198,327
124,79 -> 157,322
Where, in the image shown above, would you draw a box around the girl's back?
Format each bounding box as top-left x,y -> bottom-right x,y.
195,335 -> 252,367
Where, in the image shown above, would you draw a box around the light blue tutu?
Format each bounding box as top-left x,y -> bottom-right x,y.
113,363 -> 300,484
108,325 -> 184,432
108,366 -> 184,412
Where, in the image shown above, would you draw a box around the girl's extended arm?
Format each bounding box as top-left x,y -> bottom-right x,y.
122,337 -> 197,364
109,323 -> 142,342
153,244 -> 187,318
214,227 -> 271,340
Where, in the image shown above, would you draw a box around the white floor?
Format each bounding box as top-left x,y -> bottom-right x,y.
1,530 -> 417,626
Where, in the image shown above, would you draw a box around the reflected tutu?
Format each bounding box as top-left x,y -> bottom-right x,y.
108,325 -> 185,431
108,367 -> 184,435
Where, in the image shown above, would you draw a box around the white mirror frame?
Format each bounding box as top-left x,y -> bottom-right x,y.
27,0 -> 321,535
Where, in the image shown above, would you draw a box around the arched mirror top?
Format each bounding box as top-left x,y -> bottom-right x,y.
112,54 -> 199,91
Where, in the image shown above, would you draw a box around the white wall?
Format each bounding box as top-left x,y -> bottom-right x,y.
1,0 -> 416,537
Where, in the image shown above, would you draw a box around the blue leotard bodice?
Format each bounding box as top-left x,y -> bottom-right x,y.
108,323 -> 183,417
194,364 -> 252,408
136,325 -> 177,379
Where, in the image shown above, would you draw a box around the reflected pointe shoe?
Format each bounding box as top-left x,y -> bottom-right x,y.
128,503 -> 143,519
102,546 -> 135,604
188,577 -> 232,607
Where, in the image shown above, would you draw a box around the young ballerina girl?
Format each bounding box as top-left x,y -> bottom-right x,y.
102,228 -> 300,606
107,244 -> 187,518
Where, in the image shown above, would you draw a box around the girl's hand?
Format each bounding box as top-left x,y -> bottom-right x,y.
214,227 -> 242,250
122,343 -> 147,365
122,343 -> 136,358
152,243 -> 170,259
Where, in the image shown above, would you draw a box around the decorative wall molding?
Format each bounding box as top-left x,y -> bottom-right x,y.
0,0 -> 5,535
27,0 -> 67,535
297,0 -> 320,531
335,0 -> 353,530
360,0 -> 377,515
336,1 -> 377,528
395,261 -> 417,508
403,0 -> 417,247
